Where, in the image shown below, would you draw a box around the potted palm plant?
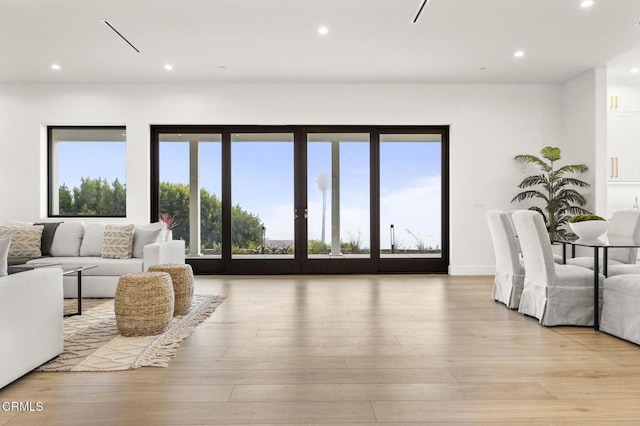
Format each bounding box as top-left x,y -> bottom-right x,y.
511,146 -> 592,240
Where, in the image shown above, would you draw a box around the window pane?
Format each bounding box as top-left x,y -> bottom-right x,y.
307,133 -> 370,258
159,133 -> 222,257
49,127 -> 126,217
231,133 -> 294,258
380,134 -> 441,258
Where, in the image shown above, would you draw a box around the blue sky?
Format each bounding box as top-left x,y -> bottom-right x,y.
58,142 -> 126,188
59,137 -> 442,250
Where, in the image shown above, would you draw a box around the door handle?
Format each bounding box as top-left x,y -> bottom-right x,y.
611,157 -> 614,178
616,157 -> 619,178
294,208 -> 308,219
610,96 -> 614,109
615,96 -> 619,110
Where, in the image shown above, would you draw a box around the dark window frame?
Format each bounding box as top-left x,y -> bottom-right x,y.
150,125 -> 449,275
47,125 -> 127,218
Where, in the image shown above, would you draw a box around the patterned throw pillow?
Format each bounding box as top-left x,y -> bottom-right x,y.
0,225 -> 43,258
102,224 -> 135,259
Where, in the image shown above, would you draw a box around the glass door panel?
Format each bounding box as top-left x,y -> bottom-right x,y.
231,133 -> 295,258
307,133 -> 370,258
158,133 -> 222,258
380,134 -> 442,258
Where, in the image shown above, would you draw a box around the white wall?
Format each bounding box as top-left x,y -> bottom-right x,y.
561,68 -> 608,215
0,82 -> 570,274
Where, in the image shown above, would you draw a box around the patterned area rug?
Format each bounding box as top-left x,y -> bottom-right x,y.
38,295 -> 226,372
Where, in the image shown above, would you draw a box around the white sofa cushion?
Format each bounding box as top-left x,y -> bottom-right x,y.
0,268 -> 63,389
80,223 -> 105,257
27,256 -> 144,276
102,224 -> 135,259
133,225 -> 163,258
0,225 -> 43,258
50,222 -> 85,257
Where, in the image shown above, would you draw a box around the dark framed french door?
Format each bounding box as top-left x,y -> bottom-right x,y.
151,125 -> 448,274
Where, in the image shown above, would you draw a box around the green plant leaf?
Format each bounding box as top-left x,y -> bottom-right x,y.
514,154 -> 552,173
511,190 -> 549,203
540,146 -> 561,162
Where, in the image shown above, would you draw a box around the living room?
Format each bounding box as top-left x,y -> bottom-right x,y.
2,0 -> 640,424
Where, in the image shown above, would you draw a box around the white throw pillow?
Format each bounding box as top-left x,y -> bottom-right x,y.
50,222 -> 85,257
0,225 -> 43,258
80,223 -> 105,257
102,224 -> 135,259
0,237 -> 10,277
132,226 -> 163,258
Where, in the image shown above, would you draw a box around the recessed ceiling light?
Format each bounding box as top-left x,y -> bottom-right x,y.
318,26 -> 329,35
514,50 -> 525,58
164,64 -> 173,71
580,0 -> 595,8
632,68 -> 640,73
51,64 -> 61,70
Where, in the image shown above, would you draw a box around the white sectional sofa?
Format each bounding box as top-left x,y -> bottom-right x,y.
5,221 -> 185,298
0,268 -> 63,389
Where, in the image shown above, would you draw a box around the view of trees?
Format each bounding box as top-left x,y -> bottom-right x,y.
57,179 -> 264,252
58,177 -> 126,216
159,182 -> 263,251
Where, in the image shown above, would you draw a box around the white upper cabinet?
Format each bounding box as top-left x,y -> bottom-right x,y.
608,112 -> 640,182
608,86 -> 640,112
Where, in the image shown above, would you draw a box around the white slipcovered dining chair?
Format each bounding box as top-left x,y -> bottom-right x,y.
506,210 -> 564,265
512,210 -> 603,326
486,211 -> 524,309
600,274 -> 640,345
567,210 -> 640,271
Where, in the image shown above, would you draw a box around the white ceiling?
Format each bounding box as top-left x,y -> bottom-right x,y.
2,0 -> 640,84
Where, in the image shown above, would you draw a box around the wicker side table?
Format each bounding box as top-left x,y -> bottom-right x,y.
147,264 -> 194,316
115,272 -> 175,337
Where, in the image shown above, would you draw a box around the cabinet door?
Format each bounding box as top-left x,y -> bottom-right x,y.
609,87 -> 640,112
610,113 -> 640,181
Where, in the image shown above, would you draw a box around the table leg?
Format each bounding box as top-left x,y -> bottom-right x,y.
77,270 -> 82,315
64,271 -> 83,317
562,242 -> 567,264
593,247 -> 600,331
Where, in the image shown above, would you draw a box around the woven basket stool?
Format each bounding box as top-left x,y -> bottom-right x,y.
115,272 -> 175,337
147,264 -> 195,316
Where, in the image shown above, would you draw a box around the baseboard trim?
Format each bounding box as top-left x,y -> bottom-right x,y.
449,265 -> 495,276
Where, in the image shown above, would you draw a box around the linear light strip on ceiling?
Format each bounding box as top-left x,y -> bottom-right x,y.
101,20 -> 140,53
412,0 -> 431,23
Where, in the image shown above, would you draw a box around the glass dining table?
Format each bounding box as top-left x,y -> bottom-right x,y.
553,236 -> 640,330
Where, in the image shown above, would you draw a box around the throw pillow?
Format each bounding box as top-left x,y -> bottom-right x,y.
80,223 -> 106,257
102,224 -> 135,259
132,226 -> 163,258
0,237 -> 10,277
34,222 -> 62,256
0,225 -> 43,258
50,222 -> 85,257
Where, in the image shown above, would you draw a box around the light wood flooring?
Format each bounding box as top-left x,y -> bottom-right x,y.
2,274 -> 640,425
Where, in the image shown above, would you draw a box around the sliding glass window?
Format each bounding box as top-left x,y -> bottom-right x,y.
48,126 -> 126,217
158,133 -> 222,257
380,134 -> 442,258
